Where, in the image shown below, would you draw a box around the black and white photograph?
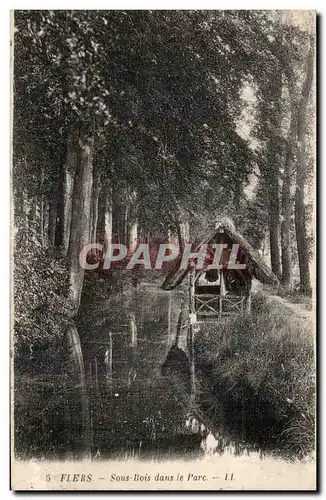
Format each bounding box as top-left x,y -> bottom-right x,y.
10,9 -> 316,491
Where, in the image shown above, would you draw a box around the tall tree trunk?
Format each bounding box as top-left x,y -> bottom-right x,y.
268,173 -> 281,280
129,219 -> 138,253
266,68 -> 282,281
281,93 -> 296,288
97,183 -> 112,249
294,44 -> 314,295
55,133 -> 76,254
281,69 -> 299,289
54,162 -> 65,249
175,212 -> 188,249
104,186 -> 113,247
67,125 -> 94,312
90,170 -> 101,256
66,124 -> 94,459
112,183 -> 128,245
63,167 -> 75,255
176,222 -> 183,249
128,190 -> 138,253
32,195 -> 42,243
91,174 -> 101,243
123,188 -> 129,246
281,151 -> 293,288
180,220 -> 190,244
167,227 -> 179,245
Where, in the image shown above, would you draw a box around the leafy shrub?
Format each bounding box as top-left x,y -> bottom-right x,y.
195,292 -> 315,459
13,228 -> 71,373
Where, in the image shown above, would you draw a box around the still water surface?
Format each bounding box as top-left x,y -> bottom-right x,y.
83,284 -> 206,460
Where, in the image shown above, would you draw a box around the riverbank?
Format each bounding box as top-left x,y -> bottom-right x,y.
194,292 -> 315,460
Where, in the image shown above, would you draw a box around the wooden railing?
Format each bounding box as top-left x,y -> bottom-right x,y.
194,294 -> 247,320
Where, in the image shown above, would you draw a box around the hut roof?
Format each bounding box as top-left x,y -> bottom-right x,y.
161,221 -> 279,291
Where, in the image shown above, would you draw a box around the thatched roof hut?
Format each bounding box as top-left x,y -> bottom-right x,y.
161,221 -> 278,291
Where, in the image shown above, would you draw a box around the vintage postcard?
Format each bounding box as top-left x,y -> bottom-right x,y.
10,10 -> 316,491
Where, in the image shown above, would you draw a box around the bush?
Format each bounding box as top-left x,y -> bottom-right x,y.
195,292 -> 315,459
13,228 -> 80,458
13,229 -> 71,374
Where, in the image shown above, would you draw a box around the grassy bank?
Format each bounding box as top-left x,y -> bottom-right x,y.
195,292 -> 315,460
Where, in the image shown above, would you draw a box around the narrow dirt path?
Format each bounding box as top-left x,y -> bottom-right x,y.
262,291 -> 313,320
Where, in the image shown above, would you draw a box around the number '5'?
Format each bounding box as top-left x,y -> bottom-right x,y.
46,474 -> 51,482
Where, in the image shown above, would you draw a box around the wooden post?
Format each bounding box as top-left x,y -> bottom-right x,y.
246,293 -> 251,313
175,306 -> 184,347
219,295 -> 222,318
219,270 -> 226,318
189,266 -> 196,317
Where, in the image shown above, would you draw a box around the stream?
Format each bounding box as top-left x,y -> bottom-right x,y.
13,283 -> 316,489
82,283 -> 210,460
15,282 -> 300,462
